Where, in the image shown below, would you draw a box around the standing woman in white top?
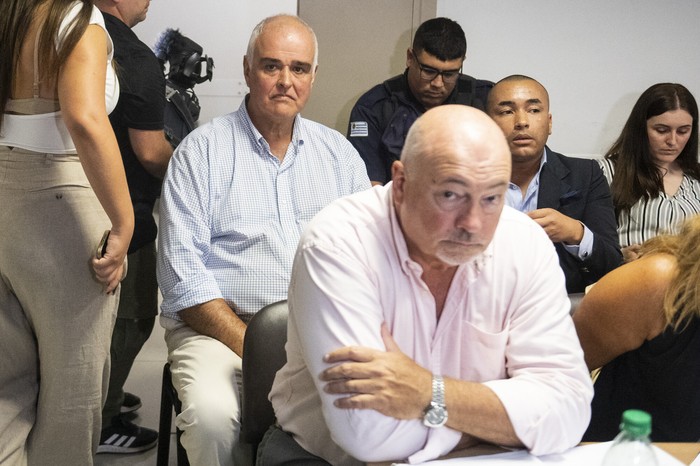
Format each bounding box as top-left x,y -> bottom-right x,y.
0,0 -> 133,464
599,83 -> 700,262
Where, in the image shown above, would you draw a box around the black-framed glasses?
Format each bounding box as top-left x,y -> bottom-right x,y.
411,50 -> 461,83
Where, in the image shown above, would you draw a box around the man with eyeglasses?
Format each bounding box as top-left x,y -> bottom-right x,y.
348,17 -> 493,185
157,15 -> 370,466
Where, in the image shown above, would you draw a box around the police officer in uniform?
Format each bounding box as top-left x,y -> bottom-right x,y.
347,17 -> 493,185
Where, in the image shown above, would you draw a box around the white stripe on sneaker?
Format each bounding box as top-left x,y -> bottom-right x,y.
104,434 -> 120,445
113,435 -> 130,447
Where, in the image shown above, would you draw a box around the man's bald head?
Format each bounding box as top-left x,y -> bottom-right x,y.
392,105 -> 512,267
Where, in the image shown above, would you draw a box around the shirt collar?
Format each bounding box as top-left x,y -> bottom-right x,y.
239,97 -> 303,157
540,147 -> 548,170
507,147 -> 548,191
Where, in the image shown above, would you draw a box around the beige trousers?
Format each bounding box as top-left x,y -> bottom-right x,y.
162,315 -> 252,466
0,148 -> 118,466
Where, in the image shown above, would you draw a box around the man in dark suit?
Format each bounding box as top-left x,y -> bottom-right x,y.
486,75 -> 622,292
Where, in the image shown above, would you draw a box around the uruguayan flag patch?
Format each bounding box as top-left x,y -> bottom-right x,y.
349,121 -> 368,137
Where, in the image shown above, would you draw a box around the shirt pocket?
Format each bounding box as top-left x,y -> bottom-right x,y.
452,319 -> 509,382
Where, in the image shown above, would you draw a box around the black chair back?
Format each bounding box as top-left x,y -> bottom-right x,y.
240,300 -> 289,450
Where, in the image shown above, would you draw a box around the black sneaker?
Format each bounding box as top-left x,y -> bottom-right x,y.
97,417 -> 158,454
120,392 -> 142,414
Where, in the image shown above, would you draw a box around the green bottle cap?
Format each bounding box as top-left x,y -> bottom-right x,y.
620,409 -> 652,437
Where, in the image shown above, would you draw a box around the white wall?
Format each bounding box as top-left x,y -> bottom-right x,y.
438,0 -> 700,158
132,0 -> 296,125
129,0 -> 700,158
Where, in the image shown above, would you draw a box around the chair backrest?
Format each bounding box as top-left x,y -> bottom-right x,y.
240,300 -> 289,447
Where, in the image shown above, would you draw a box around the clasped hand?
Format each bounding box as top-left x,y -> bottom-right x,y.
91,229 -> 129,294
320,323 -> 432,420
528,208 -> 583,245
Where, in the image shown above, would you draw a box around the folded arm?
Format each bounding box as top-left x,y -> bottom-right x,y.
322,324 -> 521,449
290,242 -> 435,461
291,229 -> 591,461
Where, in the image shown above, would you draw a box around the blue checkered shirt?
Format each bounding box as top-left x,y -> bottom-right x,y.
157,100 -> 371,321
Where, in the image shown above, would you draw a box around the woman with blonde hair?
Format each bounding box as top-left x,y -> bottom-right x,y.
0,0 -> 132,464
574,215 -> 700,441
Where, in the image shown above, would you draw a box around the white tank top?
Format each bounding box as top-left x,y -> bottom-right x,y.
0,3 -> 119,154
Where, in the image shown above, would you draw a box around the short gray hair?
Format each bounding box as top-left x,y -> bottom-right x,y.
245,14 -> 318,68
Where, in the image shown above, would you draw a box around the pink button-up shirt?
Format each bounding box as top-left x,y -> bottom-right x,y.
270,184 -> 593,465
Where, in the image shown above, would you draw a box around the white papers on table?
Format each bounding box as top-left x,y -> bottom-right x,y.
689,448 -> 700,466
392,442 -> 686,466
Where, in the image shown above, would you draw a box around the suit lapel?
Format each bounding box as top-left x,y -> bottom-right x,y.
537,149 -> 571,210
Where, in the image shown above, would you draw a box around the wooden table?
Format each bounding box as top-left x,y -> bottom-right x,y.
368,442 -> 700,465
654,443 -> 700,465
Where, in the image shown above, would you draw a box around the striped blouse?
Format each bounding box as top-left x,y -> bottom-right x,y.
598,158 -> 700,247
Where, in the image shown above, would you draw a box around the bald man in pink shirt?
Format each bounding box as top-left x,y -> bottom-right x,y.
263,105 -> 593,466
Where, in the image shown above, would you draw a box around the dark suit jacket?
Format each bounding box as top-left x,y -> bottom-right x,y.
537,148 -> 622,293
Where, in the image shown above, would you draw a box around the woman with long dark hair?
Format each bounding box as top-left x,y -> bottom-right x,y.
0,0 -> 132,464
599,83 -> 700,261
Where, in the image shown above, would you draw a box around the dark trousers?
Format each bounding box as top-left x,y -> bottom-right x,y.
101,244 -> 158,427
257,425 -> 331,466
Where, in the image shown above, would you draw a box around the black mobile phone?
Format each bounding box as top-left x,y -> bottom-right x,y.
96,230 -> 110,259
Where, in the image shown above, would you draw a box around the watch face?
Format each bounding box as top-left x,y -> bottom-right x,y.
423,403 -> 448,428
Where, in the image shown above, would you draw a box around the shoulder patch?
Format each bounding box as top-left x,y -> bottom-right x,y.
349,121 -> 368,137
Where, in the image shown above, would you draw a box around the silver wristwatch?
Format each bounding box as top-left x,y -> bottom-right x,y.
423,375 -> 448,428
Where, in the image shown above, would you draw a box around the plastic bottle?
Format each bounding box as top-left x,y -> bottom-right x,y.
601,409 -> 659,466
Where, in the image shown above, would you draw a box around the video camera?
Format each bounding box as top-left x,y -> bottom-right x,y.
154,29 -> 214,147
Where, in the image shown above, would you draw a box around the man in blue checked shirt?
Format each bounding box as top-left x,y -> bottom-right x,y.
156,14 -> 371,466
